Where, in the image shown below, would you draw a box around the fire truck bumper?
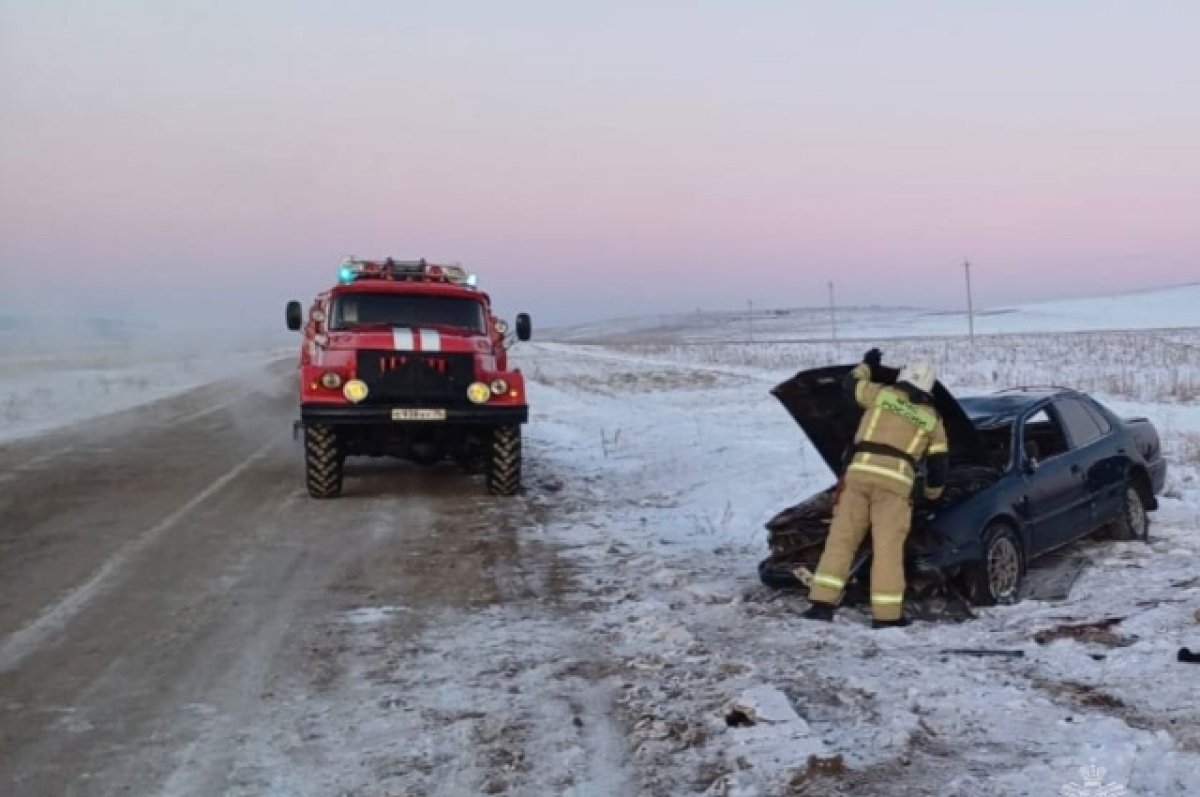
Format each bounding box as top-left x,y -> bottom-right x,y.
297,404 -> 529,427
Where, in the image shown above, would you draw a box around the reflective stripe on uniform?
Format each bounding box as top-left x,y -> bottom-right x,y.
861,405 -> 885,466
854,387 -> 939,470
872,592 -> 905,605
863,406 -> 884,440
855,379 -> 869,405
847,461 -> 915,487
928,441 -> 949,454
811,573 -> 845,590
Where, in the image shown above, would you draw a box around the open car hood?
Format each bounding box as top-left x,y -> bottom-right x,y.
771,365 -> 986,477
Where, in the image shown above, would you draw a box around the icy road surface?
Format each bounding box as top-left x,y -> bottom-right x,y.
2,337 -> 1199,796
0,361 -> 633,796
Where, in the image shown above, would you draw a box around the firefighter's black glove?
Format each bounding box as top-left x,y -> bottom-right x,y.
863,348 -> 882,367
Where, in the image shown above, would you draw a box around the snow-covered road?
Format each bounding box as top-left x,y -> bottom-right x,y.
0,362 -> 635,796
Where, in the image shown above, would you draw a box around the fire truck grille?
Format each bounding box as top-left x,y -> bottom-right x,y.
356,351 -> 476,405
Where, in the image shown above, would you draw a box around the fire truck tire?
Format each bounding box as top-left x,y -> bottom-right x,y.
305,425 -> 344,498
487,425 -> 521,496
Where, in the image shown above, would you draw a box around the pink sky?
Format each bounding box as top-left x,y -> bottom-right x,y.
1,2 -> 1197,326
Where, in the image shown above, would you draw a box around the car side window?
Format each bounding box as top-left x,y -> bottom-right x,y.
1053,398 -> 1106,448
1021,408 -> 1070,463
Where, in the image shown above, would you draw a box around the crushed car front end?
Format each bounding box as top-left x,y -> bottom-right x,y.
760,365 -> 1002,617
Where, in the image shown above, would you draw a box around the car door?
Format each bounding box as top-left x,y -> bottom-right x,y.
1055,397 -> 1122,529
1016,407 -> 1091,554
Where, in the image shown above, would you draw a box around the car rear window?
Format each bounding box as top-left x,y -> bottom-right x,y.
1081,398 -> 1113,434
1054,398 -> 1107,448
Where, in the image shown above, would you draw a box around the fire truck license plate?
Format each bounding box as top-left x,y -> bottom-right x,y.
391,408 -> 447,421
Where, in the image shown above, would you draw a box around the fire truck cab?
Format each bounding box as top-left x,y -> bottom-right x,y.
286,258 -> 531,497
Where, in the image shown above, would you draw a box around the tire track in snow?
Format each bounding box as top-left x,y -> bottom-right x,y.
0,435 -> 282,673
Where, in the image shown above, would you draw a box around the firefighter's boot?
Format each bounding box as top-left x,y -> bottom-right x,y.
872,618 -> 912,629
802,601 -> 836,622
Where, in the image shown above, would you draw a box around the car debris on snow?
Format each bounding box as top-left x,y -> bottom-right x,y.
939,648 -> 1026,658
1032,617 -> 1137,648
724,684 -> 805,727
720,685 -> 828,762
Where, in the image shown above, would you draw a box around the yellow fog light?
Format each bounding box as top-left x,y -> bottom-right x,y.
466,382 -> 491,404
343,379 -> 369,403
489,378 -> 509,395
321,371 -> 344,389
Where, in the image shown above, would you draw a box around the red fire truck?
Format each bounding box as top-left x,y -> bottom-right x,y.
286,258 -> 531,497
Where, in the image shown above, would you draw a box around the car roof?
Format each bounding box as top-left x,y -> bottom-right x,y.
959,388 -> 1081,427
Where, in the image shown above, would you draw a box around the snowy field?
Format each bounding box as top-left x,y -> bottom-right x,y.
547,283 -> 1200,344
506,331 -> 1200,796
0,318 -> 289,443
498,287 -> 1200,795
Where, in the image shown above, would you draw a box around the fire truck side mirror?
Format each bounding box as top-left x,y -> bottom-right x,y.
286,300 -> 303,331
516,313 -> 532,342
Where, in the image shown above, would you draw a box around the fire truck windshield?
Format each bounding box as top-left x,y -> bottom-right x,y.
330,294 -> 486,333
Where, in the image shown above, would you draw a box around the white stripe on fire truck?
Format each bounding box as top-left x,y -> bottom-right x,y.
392,328 -> 415,351
419,329 -> 442,352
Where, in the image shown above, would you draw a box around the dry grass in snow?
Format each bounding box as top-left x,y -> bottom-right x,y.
595,327 -> 1200,403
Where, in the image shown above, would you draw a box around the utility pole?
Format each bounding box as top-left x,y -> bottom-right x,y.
963,259 -> 975,344
747,299 -> 754,341
828,281 -> 837,342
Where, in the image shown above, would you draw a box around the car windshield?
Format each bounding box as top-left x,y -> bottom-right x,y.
330,293 -> 486,333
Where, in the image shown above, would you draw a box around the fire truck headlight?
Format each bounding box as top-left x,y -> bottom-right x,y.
466,382 -> 491,404
489,378 -> 508,396
343,379 -> 369,403
320,372 -> 344,389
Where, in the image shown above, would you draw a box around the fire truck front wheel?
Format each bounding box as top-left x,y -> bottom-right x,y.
305,425 -> 344,498
487,425 -> 522,496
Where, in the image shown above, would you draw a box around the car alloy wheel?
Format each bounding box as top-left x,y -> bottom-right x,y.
987,535 -> 1021,602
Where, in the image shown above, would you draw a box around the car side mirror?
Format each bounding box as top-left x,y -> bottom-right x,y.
515,313 -> 532,342
286,300 -> 303,331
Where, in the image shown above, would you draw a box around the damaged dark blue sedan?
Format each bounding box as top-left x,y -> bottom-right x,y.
760,365 -> 1167,611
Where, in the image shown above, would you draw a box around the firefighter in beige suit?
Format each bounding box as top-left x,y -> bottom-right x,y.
803,349 -> 949,628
